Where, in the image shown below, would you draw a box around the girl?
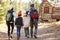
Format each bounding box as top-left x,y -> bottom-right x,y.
15,11 -> 23,40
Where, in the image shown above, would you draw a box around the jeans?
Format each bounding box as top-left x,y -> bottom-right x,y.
24,27 -> 29,36
30,19 -> 38,37
6,22 -> 14,37
16,25 -> 21,35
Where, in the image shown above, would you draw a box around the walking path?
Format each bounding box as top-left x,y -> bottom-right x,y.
0,22 -> 60,40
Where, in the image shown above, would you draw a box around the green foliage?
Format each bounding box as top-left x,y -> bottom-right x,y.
0,0 -> 40,22
35,1 -> 40,11
0,2 -> 5,21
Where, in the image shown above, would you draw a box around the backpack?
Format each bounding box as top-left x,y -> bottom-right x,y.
31,9 -> 38,19
6,12 -> 13,21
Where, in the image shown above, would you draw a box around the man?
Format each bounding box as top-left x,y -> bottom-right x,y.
29,4 -> 39,38
6,7 -> 17,39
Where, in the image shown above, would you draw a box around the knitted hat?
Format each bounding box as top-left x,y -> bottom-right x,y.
26,11 -> 29,15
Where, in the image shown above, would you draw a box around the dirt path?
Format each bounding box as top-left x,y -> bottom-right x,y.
0,23 -> 60,40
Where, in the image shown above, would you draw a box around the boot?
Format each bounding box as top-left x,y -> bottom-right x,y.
27,35 -> 29,38
34,35 -> 37,39
8,36 -> 10,40
31,34 -> 33,38
17,35 -> 20,40
10,34 -> 13,38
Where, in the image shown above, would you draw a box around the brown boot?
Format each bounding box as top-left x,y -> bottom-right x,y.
17,35 -> 20,40
8,36 -> 10,40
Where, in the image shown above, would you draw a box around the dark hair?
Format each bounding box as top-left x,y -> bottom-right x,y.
10,8 -> 14,12
11,8 -> 13,10
30,4 -> 34,7
8,10 -> 11,13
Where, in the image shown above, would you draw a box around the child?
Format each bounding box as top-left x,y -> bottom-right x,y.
15,11 -> 23,40
23,14 -> 30,38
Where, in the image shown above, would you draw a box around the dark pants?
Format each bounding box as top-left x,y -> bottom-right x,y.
24,27 -> 29,37
30,19 -> 38,37
6,22 -> 14,37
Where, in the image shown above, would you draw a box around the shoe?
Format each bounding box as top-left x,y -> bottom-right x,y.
8,38 -> 10,40
34,35 -> 37,39
27,36 -> 29,38
25,35 -> 27,37
8,36 -> 10,40
10,34 -> 13,38
10,36 -> 12,38
31,35 -> 33,38
27,35 -> 29,38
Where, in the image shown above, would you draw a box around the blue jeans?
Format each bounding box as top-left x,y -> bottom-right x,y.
16,25 -> 21,35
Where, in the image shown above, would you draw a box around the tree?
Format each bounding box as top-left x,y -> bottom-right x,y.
35,1 -> 40,11
0,0 -> 5,21
30,0 -> 40,11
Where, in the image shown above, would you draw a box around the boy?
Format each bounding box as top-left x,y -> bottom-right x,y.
23,14 -> 30,38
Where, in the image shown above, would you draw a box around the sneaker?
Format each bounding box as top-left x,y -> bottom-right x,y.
10,34 -> 13,38
25,35 -> 27,37
27,35 -> 29,38
31,35 -> 33,38
10,36 -> 12,38
34,35 -> 37,39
